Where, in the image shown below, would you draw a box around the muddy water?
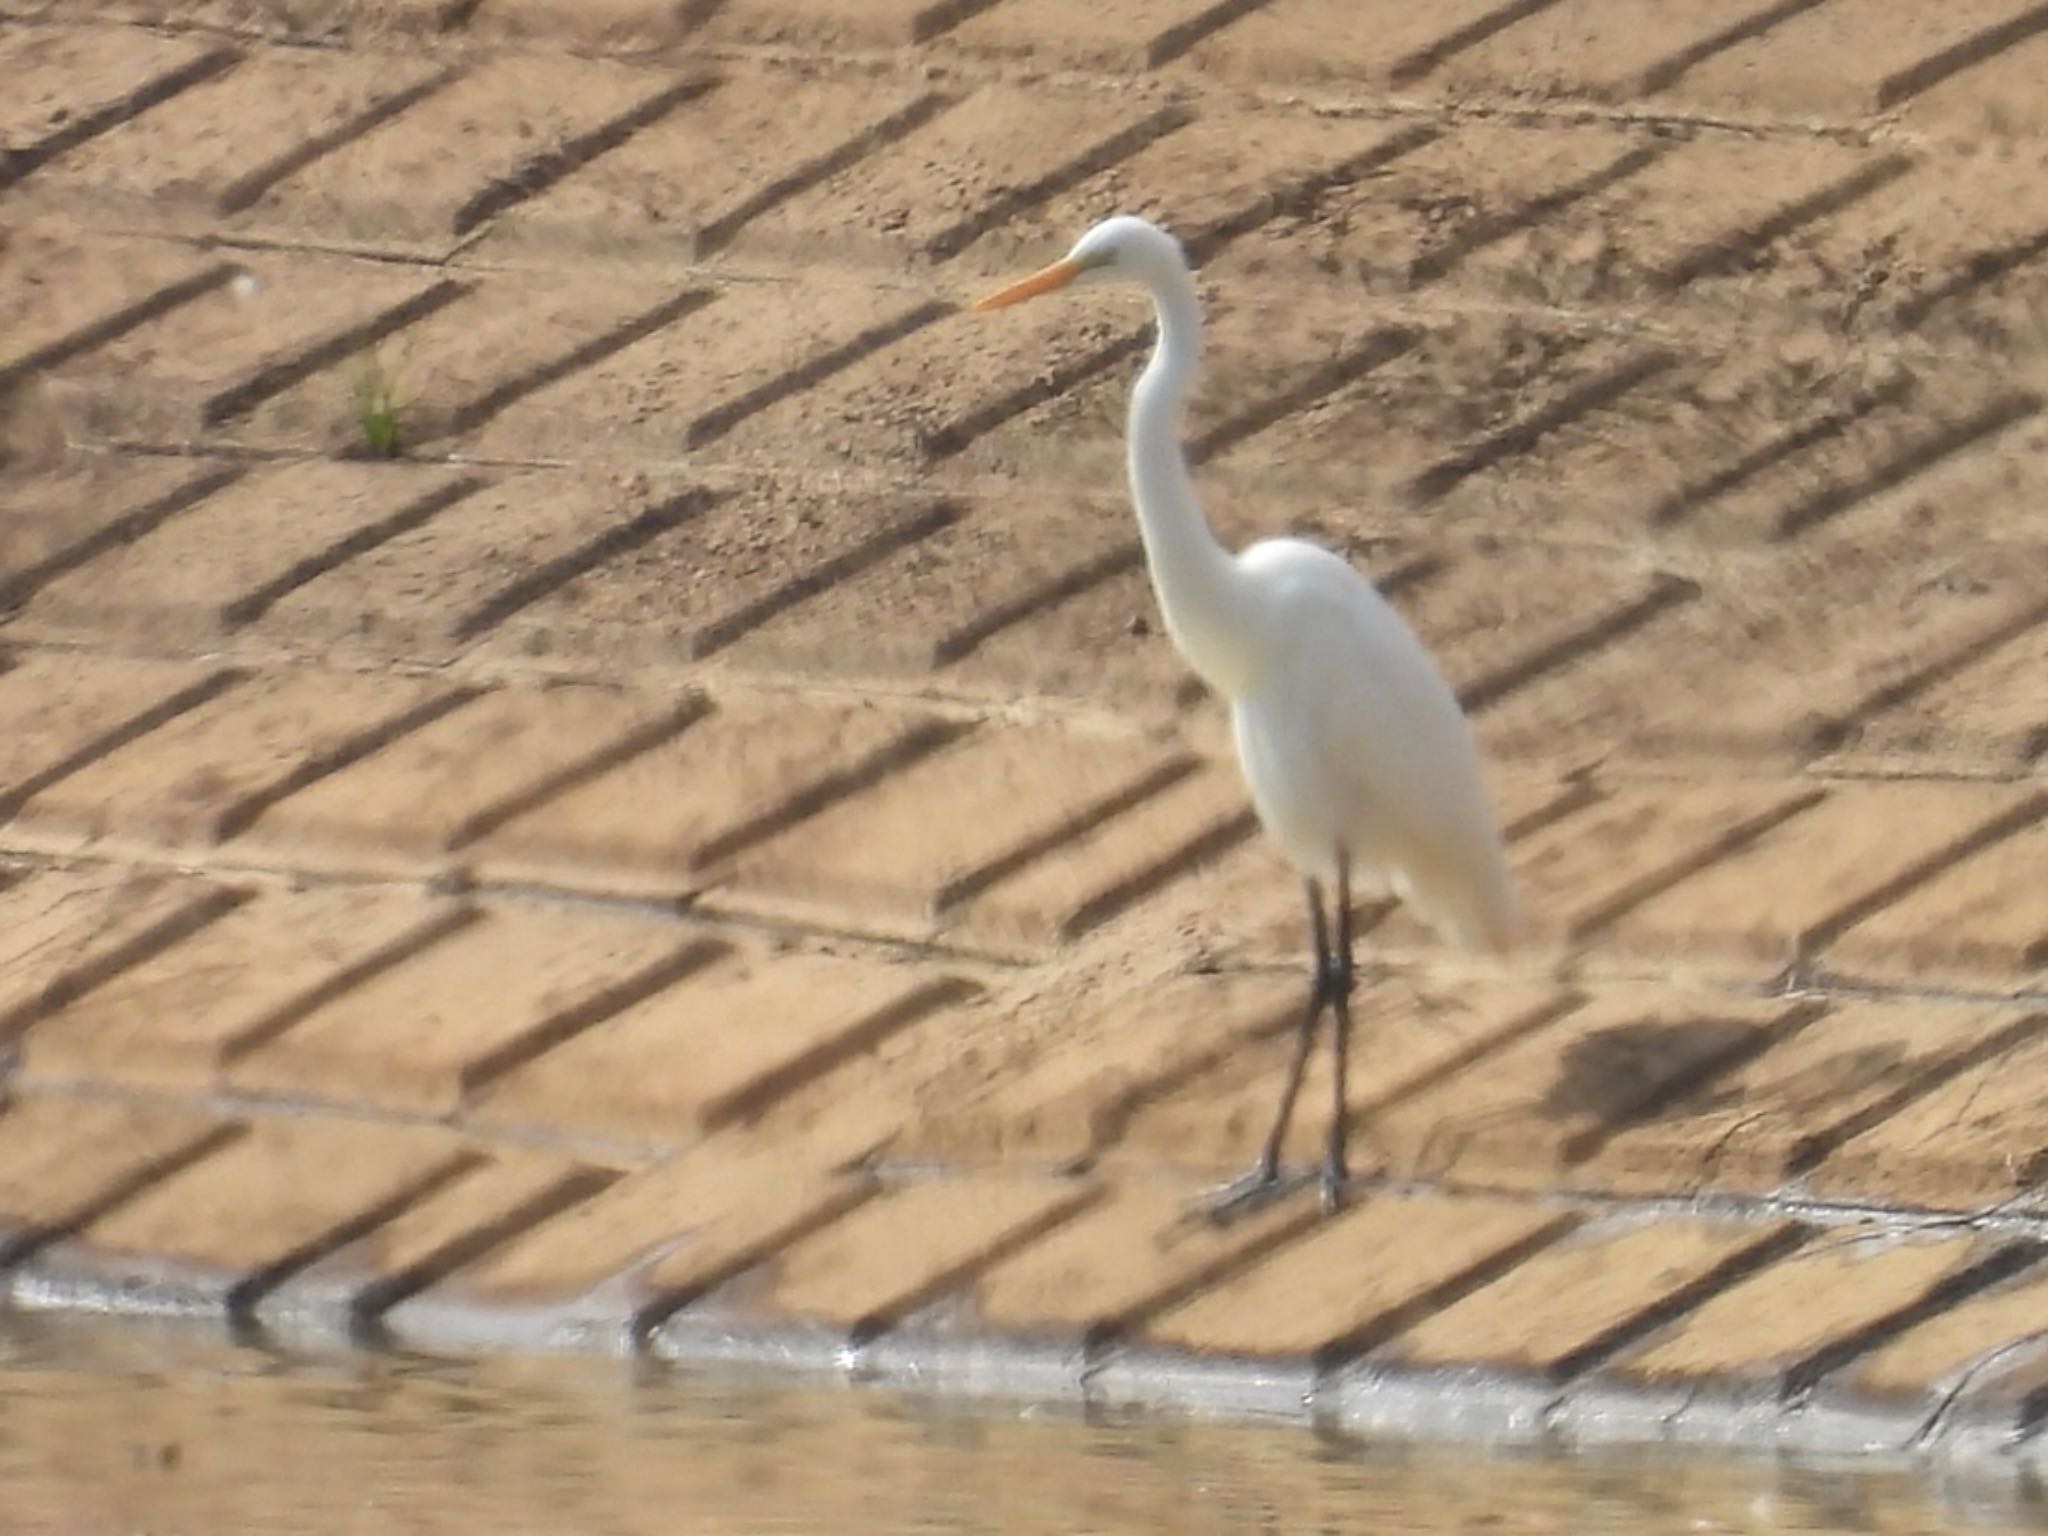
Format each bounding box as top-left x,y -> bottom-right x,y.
1,1316 -> 2040,1536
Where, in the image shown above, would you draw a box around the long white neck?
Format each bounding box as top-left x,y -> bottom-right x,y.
1128,265 -> 1259,697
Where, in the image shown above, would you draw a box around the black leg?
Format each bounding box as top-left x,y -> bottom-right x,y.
1201,878 -> 1331,1223
1322,852 -> 1356,1213
1254,877 -> 1330,1177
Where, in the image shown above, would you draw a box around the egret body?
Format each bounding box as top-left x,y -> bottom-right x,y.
973,216 -> 1519,1217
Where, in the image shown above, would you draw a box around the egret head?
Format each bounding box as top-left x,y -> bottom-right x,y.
972,215 -> 1188,311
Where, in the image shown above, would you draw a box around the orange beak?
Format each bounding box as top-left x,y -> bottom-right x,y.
971,257 -> 1084,312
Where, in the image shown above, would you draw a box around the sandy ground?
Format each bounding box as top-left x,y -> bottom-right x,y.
2,0 -> 2048,1458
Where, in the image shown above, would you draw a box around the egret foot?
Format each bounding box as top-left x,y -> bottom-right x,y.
1199,1163 -> 1315,1225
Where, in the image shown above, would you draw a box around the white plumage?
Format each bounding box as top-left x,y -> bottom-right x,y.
975,215 -> 1518,1216
1227,536 -> 1517,950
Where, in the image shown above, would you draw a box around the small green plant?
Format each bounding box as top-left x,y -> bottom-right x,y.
353,353 -> 406,458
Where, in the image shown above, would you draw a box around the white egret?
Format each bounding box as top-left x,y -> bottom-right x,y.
973,216 -> 1519,1219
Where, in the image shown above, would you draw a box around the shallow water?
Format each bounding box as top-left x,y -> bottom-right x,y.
1,1315 -> 2042,1535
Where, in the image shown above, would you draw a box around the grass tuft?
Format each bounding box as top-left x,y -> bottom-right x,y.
353,353 -> 406,458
